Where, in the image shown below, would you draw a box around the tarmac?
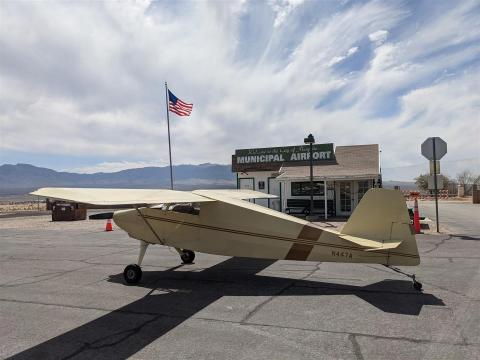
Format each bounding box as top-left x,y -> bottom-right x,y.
0,205 -> 479,359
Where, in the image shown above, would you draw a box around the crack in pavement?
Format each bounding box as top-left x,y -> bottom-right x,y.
2,297 -> 479,350
61,314 -> 163,360
0,250 -> 137,288
348,333 -> 365,360
423,235 -> 452,254
0,265 -> 95,288
240,263 -> 321,323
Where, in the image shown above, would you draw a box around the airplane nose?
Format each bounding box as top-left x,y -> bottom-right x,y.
112,209 -> 156,243
113,209 -> 138,233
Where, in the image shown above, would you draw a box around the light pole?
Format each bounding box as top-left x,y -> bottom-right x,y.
304,134 -> 315,217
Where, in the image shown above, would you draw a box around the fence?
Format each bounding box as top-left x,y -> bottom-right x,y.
402,190 -> 450,200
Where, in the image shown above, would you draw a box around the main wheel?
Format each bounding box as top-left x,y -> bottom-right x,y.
124,264 -> 142,284
180,250 -> 195,264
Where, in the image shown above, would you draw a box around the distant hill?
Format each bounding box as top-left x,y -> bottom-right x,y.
0,163 -> 236,195
382,180 -> 417,191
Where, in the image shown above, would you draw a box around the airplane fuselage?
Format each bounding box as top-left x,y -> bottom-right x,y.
113,197 -> 420,266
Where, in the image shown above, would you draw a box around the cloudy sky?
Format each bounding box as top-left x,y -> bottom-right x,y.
0,0 -> 479,180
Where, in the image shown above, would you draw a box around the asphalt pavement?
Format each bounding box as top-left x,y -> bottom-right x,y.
0,208 -> 479,359
414,200 -> 479,237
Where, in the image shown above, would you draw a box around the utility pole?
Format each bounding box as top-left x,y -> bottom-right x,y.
304,134 -> 315,217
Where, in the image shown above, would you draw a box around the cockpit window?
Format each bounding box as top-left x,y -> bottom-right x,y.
168,203 -> 200,215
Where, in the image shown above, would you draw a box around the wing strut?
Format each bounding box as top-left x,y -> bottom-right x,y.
134,207 -> 185,256
134,207 -> 166,246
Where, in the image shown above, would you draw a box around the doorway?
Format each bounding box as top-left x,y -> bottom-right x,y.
337,181 -> 353,216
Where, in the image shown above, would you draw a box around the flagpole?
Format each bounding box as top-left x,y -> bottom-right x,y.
165,81 -> 174,190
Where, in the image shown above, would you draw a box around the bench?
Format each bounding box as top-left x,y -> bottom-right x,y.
285,199 -> 335,216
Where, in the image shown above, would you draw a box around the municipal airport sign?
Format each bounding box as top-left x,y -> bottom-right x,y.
421,137 -> 447,161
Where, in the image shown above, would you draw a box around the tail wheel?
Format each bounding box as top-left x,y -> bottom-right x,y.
180,250 -> 195,264
124,264 -> 142,284
413,281 -> 423,291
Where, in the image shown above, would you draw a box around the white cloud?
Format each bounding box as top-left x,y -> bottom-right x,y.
268,0 -> 305,27
327,46 -> 359,67
369,30 -> 389,45
0,0 -> 478,181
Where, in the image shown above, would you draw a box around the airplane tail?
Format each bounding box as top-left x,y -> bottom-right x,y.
340,188 -> 420,264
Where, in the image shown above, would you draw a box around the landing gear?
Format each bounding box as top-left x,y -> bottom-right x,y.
383,265 -> 423,291
124,264 -> 142,284
123,241 -> 149,285
180,249 -> 195,264
413,279 -> 423,291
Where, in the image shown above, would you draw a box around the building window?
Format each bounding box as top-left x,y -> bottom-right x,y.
291,181 -> 325,196
358,180 -> 370,202
258,181 -> 265,190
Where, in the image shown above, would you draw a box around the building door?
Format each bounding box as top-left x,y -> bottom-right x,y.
239,177 -> 255,203
337,181 -> 353,216
239,177 -> 254,190
268,177 -> 281,210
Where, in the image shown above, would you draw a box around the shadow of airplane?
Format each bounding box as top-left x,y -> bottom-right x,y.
10,258 -> 444,360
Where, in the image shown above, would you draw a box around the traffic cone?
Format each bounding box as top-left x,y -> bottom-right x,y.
413,197 -> 421,234
105,218 -> 113,232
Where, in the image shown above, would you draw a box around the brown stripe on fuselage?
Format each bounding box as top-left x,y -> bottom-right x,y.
298,224 -> 323,241
285,225 -> 323,260
285,243 -> 314,260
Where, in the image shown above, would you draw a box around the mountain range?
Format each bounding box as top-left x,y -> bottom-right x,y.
0,163 -> 236,195
0,163 -> 416,196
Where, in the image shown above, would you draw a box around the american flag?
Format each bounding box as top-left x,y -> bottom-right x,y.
168,90 -> 193,116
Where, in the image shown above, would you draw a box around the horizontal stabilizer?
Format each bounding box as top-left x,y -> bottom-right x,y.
339,234 -> 402,250
364,242 -> 403,251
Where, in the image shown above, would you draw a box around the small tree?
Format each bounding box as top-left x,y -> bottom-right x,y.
415,174 -> 429,191
456,170 -> 477,193
415,173 -> 451,191
441,174 -> 452,189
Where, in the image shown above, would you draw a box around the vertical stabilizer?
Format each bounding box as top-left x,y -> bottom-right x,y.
341,188 -> 419,263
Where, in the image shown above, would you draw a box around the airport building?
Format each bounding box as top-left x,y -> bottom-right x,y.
232,143 -> 381,218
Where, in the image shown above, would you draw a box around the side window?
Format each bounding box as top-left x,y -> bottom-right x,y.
168,203 -> 200,215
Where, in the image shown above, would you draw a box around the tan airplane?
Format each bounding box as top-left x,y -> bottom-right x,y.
30,187 -> 422,290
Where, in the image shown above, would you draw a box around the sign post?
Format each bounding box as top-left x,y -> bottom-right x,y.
421,137 -> 447,232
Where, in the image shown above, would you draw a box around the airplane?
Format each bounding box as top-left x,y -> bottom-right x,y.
30,187 -> 422,290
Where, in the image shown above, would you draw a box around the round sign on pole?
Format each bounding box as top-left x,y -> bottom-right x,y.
421,137 -> 447,160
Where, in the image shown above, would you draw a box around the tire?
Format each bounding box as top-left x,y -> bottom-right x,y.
180,250 -> 195,264
124,264 -> 142,284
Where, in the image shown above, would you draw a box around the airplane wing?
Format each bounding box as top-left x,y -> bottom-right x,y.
193,189 -> 277,200
30,187 -> 215,206
30,187 -> 275,206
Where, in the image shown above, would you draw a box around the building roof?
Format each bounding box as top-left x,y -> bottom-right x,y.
276,144 -> 379,181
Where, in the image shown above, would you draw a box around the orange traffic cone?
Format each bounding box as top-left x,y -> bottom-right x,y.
105,218 -> 113,232
413,197 -> 421,234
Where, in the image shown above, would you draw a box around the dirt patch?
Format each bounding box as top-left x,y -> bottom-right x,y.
0,201 -> 46,215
